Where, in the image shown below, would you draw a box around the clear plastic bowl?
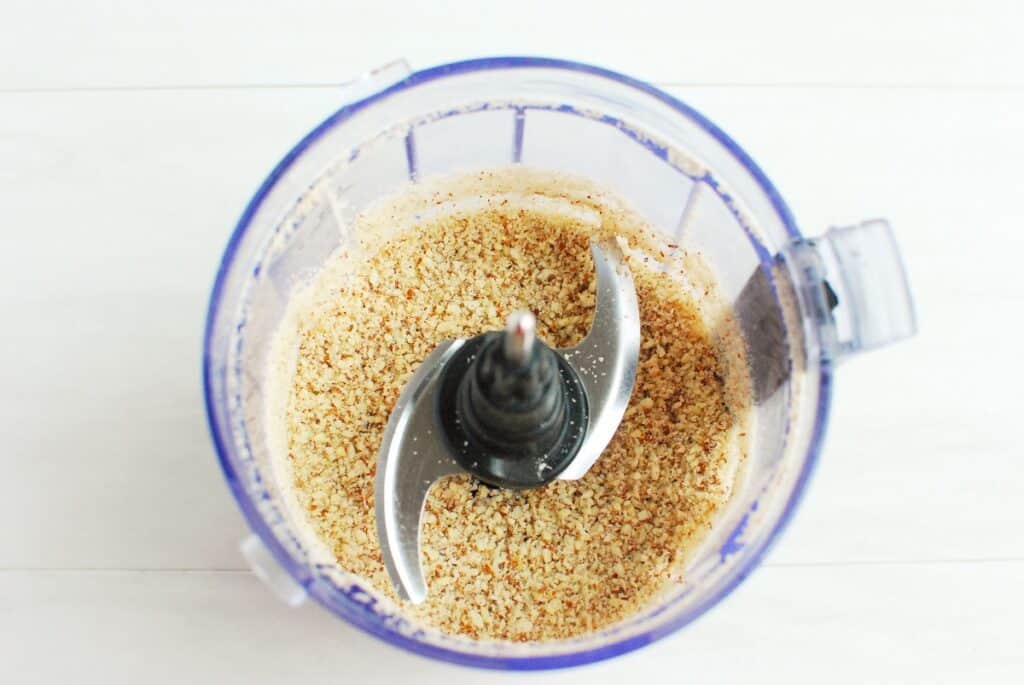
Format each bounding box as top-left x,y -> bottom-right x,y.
203,57 -> 915,669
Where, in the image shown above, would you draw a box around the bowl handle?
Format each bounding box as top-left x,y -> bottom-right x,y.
783,219 -> 918,362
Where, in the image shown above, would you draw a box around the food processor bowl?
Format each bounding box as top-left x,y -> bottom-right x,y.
203,57 -> 915,669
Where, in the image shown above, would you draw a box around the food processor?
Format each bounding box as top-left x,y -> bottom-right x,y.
203,57 -> 916,669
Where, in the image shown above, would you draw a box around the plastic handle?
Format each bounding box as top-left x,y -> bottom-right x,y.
784,219 -> 917,361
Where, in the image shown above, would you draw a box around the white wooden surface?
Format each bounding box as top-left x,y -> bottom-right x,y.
1,1 -> 1022,682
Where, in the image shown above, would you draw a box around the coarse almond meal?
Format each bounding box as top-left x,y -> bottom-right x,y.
269,168 -> 751,641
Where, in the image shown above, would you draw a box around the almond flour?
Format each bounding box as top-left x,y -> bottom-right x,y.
275,169 -> 749,641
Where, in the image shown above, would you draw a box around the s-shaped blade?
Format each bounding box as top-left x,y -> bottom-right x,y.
374,240 -> 639,604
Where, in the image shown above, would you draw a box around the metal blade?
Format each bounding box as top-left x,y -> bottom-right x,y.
375,339 -> 465,604
558,240 -> 640,480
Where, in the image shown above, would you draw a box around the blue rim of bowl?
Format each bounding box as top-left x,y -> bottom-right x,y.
202,56 -> 833,670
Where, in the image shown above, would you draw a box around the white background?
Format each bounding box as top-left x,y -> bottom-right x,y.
1,1 -> 1022,682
